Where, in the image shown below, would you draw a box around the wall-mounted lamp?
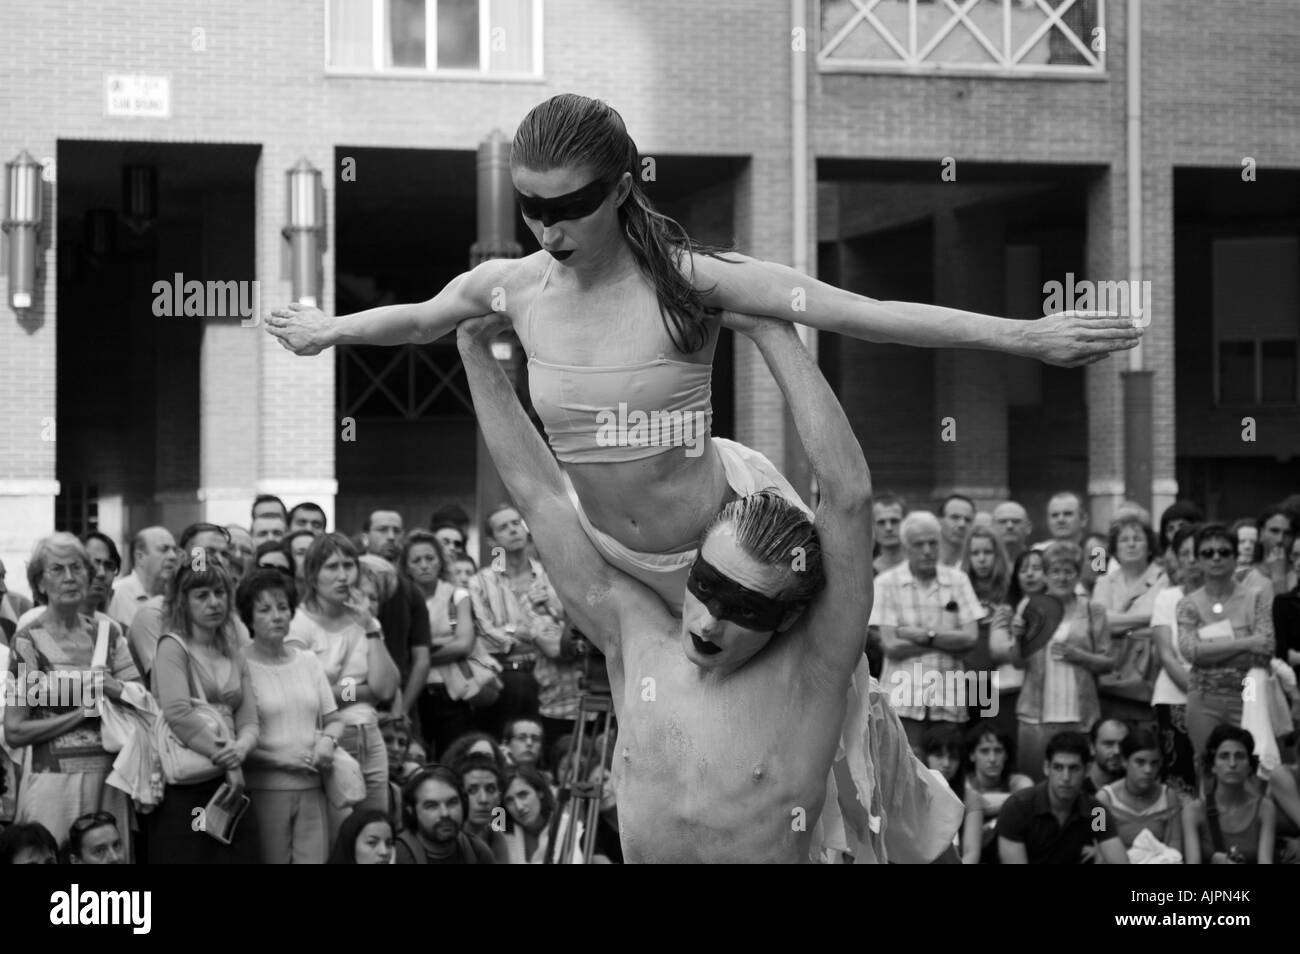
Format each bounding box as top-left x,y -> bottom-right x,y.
3,150 -> 44,312
284,158 -> 324,308
121,164 -> 157,234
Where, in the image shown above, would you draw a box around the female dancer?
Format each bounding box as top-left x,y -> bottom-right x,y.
268,94 -> 1141,609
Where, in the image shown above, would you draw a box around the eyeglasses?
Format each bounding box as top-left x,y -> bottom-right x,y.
44,562 -> 89,579
70,811 -> 117,834
1198,547 -> 1234,559
512,733 -> 543,743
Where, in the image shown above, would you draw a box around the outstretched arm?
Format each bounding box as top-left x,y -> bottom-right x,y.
455,315 -> 661,655
739,315 -> 872,676
266,258 -> 516,355
694,253 -> 1142,368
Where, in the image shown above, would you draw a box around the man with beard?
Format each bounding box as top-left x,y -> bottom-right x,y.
395,766 -> 495,864
1085,718 -> 1129,795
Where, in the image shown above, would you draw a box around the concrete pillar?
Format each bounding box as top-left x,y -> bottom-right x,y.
1085,170 -> 1127,530
931,205 -> 1009,511
1146,168 -> 1178,521
256,146 -> 338,529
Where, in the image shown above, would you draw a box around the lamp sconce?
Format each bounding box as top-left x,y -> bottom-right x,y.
283,158 -> 325,308
3,150 -> 44,313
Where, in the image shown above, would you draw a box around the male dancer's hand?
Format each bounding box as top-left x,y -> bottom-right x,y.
267,301 -> 330,356
1027,311 -> 1142,367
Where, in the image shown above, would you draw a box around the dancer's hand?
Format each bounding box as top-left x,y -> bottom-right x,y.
267,302 -> 331,356
1027,311 -> 1142,367
456,311 -> 513,348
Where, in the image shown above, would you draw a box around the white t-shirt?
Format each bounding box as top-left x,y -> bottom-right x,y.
1149,586 -> 1188,705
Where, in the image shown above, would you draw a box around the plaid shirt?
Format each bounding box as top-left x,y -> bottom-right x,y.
869,562 -> 984,723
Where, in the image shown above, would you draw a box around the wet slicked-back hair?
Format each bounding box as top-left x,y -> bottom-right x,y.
511,93 -> 737,355
701,491 -> 824,604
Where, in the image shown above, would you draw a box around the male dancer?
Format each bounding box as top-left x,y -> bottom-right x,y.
457,310 -> 959,862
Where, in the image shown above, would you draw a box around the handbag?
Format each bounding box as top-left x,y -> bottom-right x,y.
153,635 -> 235,785
436,588 -> 504,707
322,746 -> 366,810
1098,627 -> 1159,703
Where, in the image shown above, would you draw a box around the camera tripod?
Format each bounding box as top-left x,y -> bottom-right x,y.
542,691 -> 614,864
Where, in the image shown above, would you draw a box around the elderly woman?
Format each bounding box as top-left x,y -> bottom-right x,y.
147,561 -> 261,863
1004,541 -> 1115,779
1091,515 -> 1168,724
238,569 -> 343,864
400,530 -> 477,758
4,533 -> 140,862
1177,524 -> 1274,759
285,534 -> 399,835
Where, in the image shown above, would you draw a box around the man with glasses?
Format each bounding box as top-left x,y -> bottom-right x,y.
108,526 -> 178,627
503,717 -> 545,769
453,311 -> 963,863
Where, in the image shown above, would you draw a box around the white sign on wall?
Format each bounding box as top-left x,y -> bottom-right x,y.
105,74 -> 171,118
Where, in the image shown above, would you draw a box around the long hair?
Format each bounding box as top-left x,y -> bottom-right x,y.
502,764 -> 555,834
511,93 -> 738,355
702,490 -> 824,604
1007,548 -> 1046,605
165,561 -> 239,658
961,525 -> 1010,605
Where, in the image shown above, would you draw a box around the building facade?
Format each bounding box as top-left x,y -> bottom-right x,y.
1,0 -> 1297,591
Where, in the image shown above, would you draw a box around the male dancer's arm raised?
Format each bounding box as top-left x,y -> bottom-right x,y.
457,310 -> 899,862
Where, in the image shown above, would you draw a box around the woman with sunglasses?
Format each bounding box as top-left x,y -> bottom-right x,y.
64,811 -> 124,864
4,533 -> 141,862
1176,524 -> 1275,760
268,94 -> 1140,615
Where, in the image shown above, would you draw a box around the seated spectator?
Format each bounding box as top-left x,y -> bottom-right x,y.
996,731 -> 1128,864
1268,736 -> 1300,864
395,766 -> 495,864
64,811 -> 124,864
457,752 -> 512,863
504,717 -> 545,769
238,569 -> 343,865
920,723 -> 965,794
5,533 -> 141,861
441,730 -> 507,776
326,808 -> 394,865
1177,524 -> 1275,758
255,540 -> 294,579
501,764 -> 559,863
0,822 -> 59,864
1182,725 -> 1275,864
588,762 -> 623,863
960,721 -> 1032,864
379,713 -> 418,824
1085,718 -> 1129,795
146,562 -> 261,864
1095,729 -> 1184,858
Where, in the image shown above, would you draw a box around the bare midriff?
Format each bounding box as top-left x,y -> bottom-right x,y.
563,440 -> 734,556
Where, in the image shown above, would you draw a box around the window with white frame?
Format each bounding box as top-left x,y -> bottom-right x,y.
1213,236 -> 1299,406
818,0 -> 1104,76
328,0 -> 542,77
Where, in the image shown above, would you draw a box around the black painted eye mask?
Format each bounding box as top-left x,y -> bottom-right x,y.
514,178 -> 613,226
686,555 -> 797,632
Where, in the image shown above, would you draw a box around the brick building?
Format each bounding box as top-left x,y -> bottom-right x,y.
1,0 -> 1297,591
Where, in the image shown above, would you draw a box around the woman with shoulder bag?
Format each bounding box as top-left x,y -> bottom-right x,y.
401,530 -> 497,760
147,562 -> 260,863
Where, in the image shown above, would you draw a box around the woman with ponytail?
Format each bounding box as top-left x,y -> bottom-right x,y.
269,93 -> 1140,610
